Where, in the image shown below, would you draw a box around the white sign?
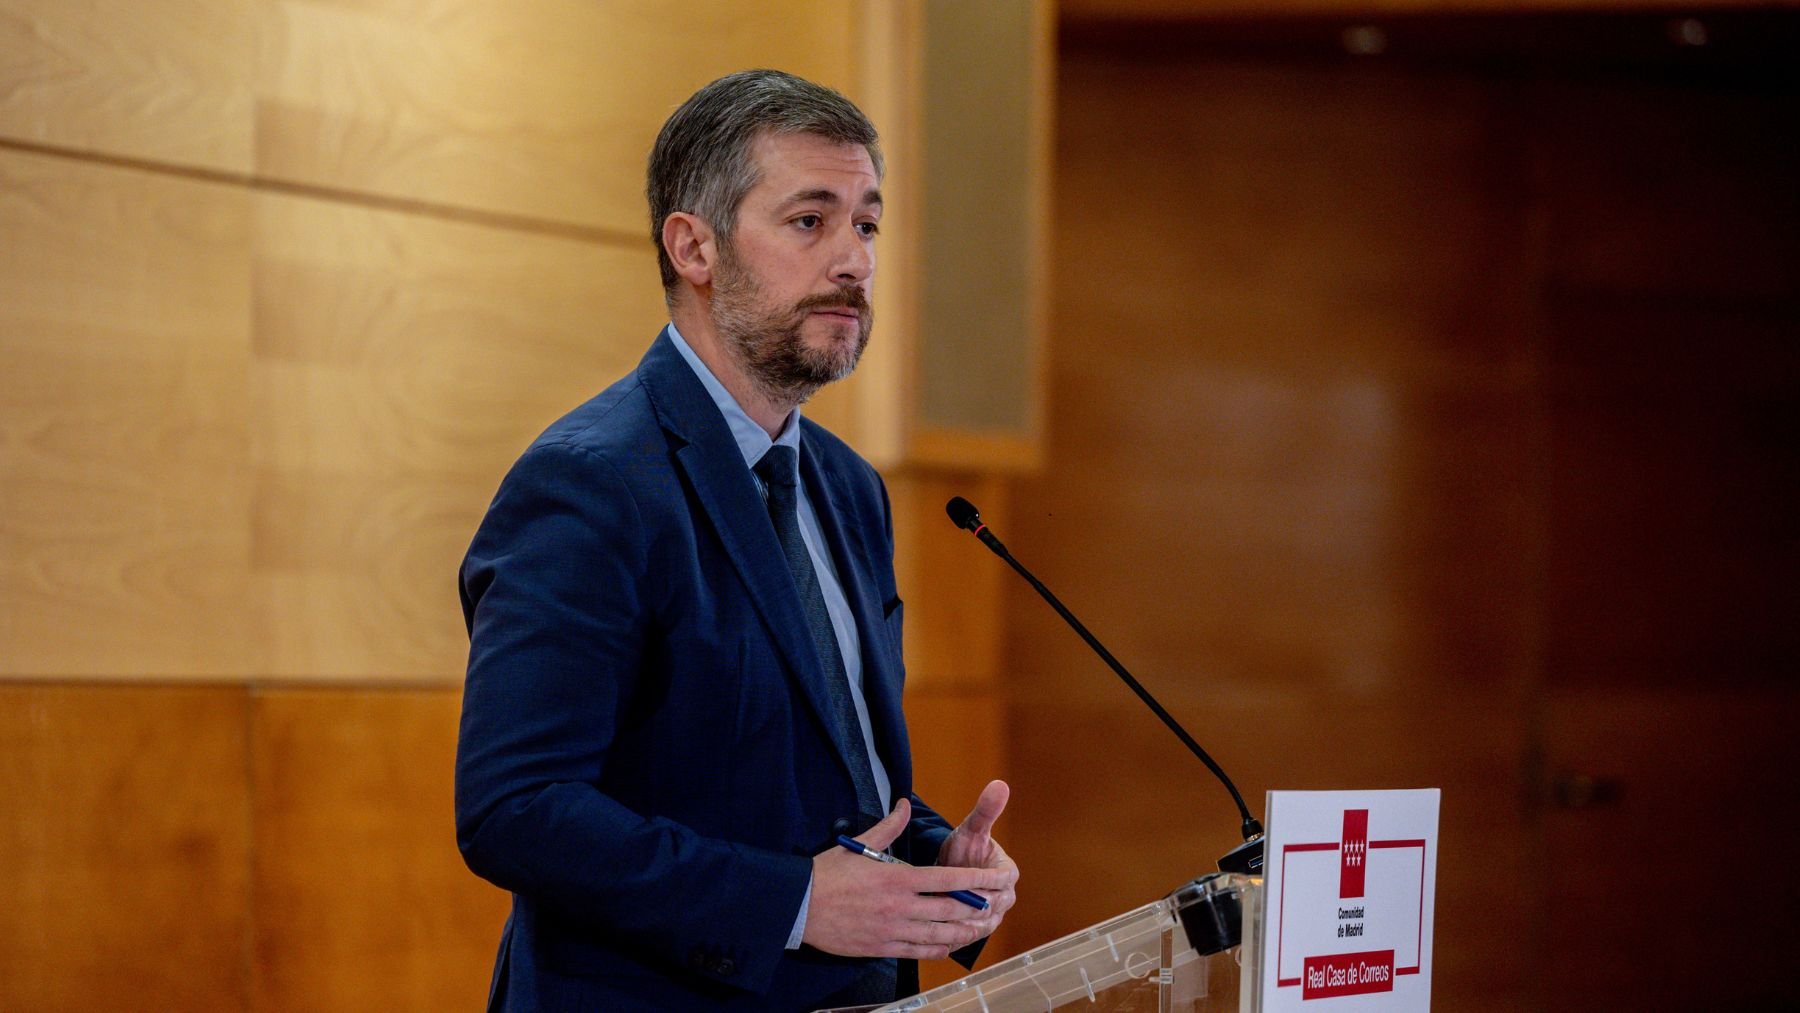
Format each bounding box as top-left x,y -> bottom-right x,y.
1257,789 -> 1439,1012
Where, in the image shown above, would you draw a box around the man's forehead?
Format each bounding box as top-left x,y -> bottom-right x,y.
748,131 -> 881,198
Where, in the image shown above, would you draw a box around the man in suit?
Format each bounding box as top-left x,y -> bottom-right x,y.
455,70 -> 1019,1010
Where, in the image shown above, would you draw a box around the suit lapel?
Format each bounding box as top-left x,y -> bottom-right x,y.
636,330 -> 873,791
799,439 -> 912,792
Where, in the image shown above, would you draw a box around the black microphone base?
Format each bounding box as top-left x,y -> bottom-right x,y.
1218,834 -> 1265,875
1174,873 -> 1246,956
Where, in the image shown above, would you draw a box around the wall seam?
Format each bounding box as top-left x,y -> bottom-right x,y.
0,136 -> 646,250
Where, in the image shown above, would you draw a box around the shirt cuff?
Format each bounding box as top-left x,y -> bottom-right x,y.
786,873 -> 813,950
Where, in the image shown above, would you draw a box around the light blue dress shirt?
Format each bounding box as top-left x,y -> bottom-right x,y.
665,323 -> 893,948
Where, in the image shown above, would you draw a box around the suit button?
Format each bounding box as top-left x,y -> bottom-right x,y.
716,957 -> 736,976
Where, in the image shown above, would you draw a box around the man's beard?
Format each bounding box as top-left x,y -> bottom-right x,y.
711,251 -> 872,408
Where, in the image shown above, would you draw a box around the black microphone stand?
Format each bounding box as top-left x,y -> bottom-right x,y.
946,497 -> 1265,876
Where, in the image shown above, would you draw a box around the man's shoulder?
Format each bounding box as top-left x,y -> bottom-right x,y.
527,368 -> 660,462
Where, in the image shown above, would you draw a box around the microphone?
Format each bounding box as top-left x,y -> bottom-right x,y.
945,496 -> 1265,875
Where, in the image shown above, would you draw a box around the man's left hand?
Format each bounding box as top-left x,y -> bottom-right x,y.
935,779 -> 1019,942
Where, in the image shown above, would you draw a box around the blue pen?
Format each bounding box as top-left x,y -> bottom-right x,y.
835,835 -> 990,911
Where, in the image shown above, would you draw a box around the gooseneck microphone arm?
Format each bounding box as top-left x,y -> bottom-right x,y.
945,496 -> 1265,873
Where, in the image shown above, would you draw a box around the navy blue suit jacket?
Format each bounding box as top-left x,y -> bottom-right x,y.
456,330 -> 954,1010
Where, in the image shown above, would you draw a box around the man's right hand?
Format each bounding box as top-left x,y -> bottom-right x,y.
802,799 -> 1010,960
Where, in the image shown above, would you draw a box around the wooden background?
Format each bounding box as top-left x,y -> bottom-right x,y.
0,1 -> 1009,1007
4,1 -> 1797,1010
1004,15 -> 1799,1012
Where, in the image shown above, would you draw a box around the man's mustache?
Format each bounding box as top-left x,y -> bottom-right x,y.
794,288 -> 871,315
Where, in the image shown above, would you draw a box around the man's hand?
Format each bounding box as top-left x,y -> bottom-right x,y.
803,799 -> 1013,960
935,780 -> 1019,943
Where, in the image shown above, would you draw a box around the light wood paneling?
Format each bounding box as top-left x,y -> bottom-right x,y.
0,3 -> 996,1009
249,190 -> 666,679
251,686 -> 508,1011
255,0 -> 858,229
0,683 -> 252,1010
804,1 -> 924,462
0,149 -> 254,678
0,0 -> 253,171
916,0 -> 1051,453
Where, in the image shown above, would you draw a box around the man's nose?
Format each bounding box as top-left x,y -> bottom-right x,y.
831,224 -> 874,285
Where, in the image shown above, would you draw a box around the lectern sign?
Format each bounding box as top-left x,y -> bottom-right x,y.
1259,789 -> 1439,1011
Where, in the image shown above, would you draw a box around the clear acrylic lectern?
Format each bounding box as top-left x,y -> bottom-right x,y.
820,872 -> 1263,1012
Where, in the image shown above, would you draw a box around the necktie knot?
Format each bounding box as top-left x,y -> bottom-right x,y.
756,445 -> 799,492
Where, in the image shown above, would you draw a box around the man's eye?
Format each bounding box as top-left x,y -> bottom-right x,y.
796,214 -> 822,229
856,221 -> 880,238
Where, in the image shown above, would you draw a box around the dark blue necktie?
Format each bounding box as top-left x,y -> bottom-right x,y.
753,446 -> 883,820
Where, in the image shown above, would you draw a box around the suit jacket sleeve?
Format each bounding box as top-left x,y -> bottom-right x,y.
454,441 -> 811,995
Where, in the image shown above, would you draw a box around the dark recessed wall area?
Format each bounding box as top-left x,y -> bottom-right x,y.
1003,11 -> 1797,1010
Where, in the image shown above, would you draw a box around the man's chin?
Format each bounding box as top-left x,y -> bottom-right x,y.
799,324 -> 868,375
798,352 -> 861,387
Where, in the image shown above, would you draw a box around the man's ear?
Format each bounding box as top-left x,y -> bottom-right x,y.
662,212 -> 717,288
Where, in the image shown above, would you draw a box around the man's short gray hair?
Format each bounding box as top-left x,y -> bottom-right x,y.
647,69 -> 883,292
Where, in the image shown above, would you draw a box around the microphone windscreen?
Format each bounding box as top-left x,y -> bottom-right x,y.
945,497 -> 981,531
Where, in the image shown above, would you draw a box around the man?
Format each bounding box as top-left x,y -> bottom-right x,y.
455,70 -> 1018,1011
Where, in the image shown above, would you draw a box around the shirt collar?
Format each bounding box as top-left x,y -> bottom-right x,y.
665,322 -> 802,476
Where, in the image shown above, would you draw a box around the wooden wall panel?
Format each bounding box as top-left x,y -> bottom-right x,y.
894,470 -> 1020,975
0,150 -> 254,678
1536,78 -> 1800,691
903,687 -> 1017,982
249,191 -> 666,679
0,684 -> 252,1010
0,0 -> 253,171
1541,687 -> 1800,1009
1062,0 -> 1784,19
255,0 -> 858,229
889,471 -> 1008,692
250,686 -> 508,1011
1005,50 -> 1540,1009
1003,691 -> 1533,1011
1526,71 -> 1799,1007
1019,57 -> 1535,703
915,0 -> 1051,454
0,2 -> 991,1009
1534,78 -> 1799,300
1545,295 -> 1799,687
1013,28 -> 1797,1012
800,0 -> 924,462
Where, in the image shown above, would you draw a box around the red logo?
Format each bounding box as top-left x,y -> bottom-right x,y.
1339,809 -> 1368,899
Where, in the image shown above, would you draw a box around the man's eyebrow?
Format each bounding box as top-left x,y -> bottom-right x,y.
777,187 -> 884,210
